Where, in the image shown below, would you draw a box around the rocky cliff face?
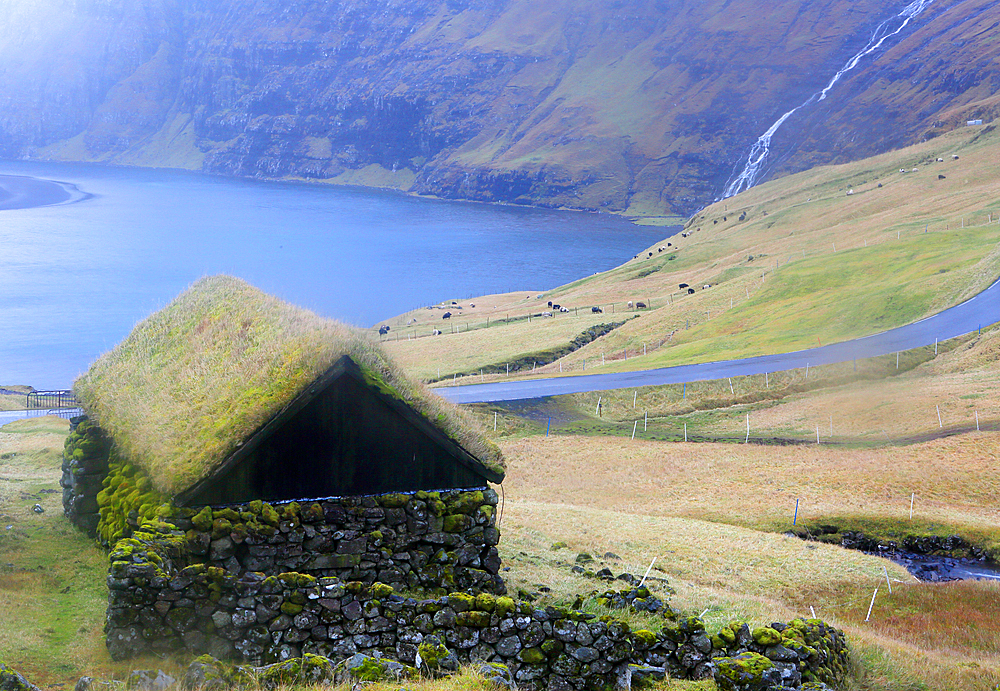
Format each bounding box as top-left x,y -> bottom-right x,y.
1,0 -> 997,217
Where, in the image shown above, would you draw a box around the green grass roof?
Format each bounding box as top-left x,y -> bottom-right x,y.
74,276 -> 504,496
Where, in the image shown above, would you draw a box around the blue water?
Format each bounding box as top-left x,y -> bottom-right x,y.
0,161 -> 670,389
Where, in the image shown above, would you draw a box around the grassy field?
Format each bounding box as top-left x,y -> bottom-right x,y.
381,125 -> 1000,383
4,413 -> 998,691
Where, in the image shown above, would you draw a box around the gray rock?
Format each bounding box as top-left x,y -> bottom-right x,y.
127,670 -> 175,691
569,646 -> 599,663
495,635 -> 522,657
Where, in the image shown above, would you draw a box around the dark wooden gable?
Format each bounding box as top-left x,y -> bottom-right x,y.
176,356 -> 501,507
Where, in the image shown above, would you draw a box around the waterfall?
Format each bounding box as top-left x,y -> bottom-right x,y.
722,0 -> 935,199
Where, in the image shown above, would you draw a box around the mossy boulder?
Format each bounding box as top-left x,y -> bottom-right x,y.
715,652 -> 775,691
337,654 -> 415,683
0,663 -> 41,691
494,596 -> 516,617
257,654 -> 335,688
752,626 -> 782,647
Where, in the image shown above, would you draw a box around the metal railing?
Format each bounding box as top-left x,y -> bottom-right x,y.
26,390 -> 77,409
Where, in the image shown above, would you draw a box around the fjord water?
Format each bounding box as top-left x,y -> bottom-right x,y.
0,161 -> 667,389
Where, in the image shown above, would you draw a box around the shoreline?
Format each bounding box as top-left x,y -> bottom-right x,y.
0,173 -> 91,210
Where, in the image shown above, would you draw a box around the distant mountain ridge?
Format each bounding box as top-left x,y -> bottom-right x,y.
0,0 -> 997,217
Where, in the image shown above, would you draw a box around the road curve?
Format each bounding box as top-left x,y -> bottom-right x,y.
436,277 -> 1000,403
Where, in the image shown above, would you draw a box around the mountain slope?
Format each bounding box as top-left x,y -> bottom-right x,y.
1,0 -> 997,216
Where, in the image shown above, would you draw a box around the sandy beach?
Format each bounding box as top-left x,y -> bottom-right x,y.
0,173 -> 86,210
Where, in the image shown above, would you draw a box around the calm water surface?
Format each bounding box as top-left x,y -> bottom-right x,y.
0,161 -> 670,389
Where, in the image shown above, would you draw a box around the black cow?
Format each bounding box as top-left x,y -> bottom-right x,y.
687,288 -> 695,294
552,304 -> 561,310
592,307 -> 603,313
679,283 -> 689,289
548,301 -> 553,307
636,302 -> 647,309
443,312 -> 452,319
648,252 -> 653,257
378,325 -> 390,335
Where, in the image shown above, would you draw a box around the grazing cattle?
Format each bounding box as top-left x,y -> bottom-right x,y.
627,301 -> 633,308
442,312 -> 452,319
648,252 -> 653,257
552,304 -> 561,310
667,243 -> 672,247
900,168 -> 907,173
938,174 -> 947,180
952,154 -> 960,160
560,307 -> 569,313
703,284 -> 711,289
877,183 -> 882,188
378,325 -> 390,335
592,307 -> 603,313
432,329 -> 441,335
542,311 -> 553,317
470,303 -> 475,308
723,216 -> 727,221
636,302 -> 647,309
407,318 -> 416,324
846,189 -> 853,195
937,157 -> 944,162
547,301 -> 553,307
679,283 -> 689,289
687,288 -> 695,294
713,220 -> 718,224
658,248 -> 663,253
911,167 -> 918,172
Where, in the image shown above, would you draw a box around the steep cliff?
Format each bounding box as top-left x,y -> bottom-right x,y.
1,0 -> 997,217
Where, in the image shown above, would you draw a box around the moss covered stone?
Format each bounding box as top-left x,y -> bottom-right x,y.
494,596 -> 516,617
378,493 -> 411,508
447,490 -> 484,515
0,662 -> 41,691
456,611 -> 491,627
474,593 -> 497,611
752,626 -> 782,646
443,514 -> 473,533
715,652 -> 774,691
257,654 -> 335,687
369,582 -> 394,599
518,647 -> 546,665
416,637 -> 451,673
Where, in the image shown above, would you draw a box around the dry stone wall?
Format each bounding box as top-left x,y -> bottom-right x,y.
61,417 -> 111,537
107,524 -> 849,691
168,489 -> 504,595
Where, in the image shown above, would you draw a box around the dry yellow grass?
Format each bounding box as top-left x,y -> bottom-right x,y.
542,323 -> 1000,448
498,434 -> 1000,535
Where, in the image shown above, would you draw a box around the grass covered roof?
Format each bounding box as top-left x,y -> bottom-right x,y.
74,276 -> 504,496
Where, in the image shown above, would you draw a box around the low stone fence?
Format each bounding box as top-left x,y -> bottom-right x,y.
107,525 -> 848,691
61,416 -> 111,537
150,488 -> 504,595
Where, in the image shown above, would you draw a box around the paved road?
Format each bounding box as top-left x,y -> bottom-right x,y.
436,277 -> 1000,403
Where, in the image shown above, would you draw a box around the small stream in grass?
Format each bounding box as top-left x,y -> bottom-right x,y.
886,552 -> 1000,582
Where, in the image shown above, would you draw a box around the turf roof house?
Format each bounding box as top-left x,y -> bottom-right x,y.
63,276 -> 506,594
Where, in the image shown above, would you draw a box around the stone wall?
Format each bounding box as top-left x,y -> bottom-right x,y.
106,524 -> 849,691
161,489 -> 504,595
61,416 -> 111,537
